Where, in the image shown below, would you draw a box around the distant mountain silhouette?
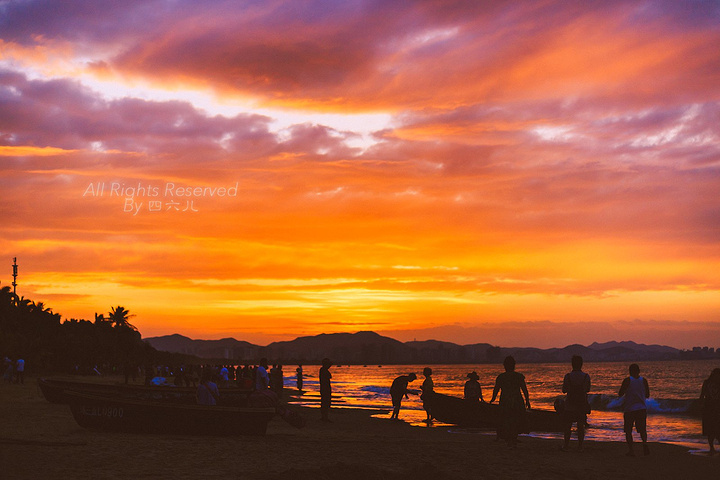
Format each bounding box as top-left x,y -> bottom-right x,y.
588,340 -> 678,354
405,340 -> 494,363
143,331 -> 682,364
145,333 -> 259,359
265,331 -> 408,364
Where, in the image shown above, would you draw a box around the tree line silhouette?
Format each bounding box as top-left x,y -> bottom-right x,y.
0,286 -> 156,374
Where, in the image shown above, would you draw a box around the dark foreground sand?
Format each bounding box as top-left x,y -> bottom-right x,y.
1,375 -> 717,480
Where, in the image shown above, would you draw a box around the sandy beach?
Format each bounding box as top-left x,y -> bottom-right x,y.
1,375 -> 717,480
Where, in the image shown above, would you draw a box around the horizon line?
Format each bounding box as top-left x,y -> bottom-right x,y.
141,330 -> 705,351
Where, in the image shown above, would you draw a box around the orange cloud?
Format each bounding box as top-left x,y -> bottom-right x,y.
0,145 -> 78,156
2,1 -> 719,347
69,2 -> 718,112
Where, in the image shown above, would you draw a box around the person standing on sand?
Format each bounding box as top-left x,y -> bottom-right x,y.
219,365 -> 229,385
490,356 -> 531,448
390,373 -> 417,420
4,357 -> 14,383
255,358 -> 270,391
319,358 -> 333,422
270,364 -> 284,399
421,367 -> 434,423
15,357 -> 24,385
561,355 -> 591,452
700,368 -> 720,456
296,365 -> 303,391
618,363 -> 650,456
269,364 -> 278,390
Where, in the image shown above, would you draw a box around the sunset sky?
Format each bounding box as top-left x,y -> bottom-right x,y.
1,0 -> 719,348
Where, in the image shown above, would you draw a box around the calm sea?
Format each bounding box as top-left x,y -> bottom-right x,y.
283,359 -> 719,450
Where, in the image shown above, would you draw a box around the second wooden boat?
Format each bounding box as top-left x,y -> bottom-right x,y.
428,392 -> 563,432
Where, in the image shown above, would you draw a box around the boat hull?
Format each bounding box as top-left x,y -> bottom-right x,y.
39,377 -> 252,406
67,391 -> 276,436
428,392 -> 563,432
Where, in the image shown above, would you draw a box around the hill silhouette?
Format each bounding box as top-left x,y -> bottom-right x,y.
143,331 -> 682,365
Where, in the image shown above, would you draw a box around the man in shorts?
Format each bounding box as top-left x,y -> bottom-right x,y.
618,363 -> 651,456
561,355 -> 591,451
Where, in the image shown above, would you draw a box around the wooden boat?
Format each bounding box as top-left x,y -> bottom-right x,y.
66,391 -> 276,436
428,392 -> 563,432
38,377 -> 75,404
38,377 -> 252,406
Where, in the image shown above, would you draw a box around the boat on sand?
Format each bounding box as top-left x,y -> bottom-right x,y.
428,392 -> 563,432
66,390 -> 277,436
38,377 -> 252,406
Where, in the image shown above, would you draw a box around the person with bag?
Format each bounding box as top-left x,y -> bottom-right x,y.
561,355 -> 591,451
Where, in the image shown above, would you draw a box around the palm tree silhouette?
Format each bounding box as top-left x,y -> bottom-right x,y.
16,296 -> 32,312
107,306 -> 137,330
31,301 -> 51,314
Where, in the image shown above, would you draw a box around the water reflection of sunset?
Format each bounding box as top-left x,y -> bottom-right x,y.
2,1 -> 719,347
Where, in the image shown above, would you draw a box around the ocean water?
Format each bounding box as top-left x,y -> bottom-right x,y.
283,359 -> 719,449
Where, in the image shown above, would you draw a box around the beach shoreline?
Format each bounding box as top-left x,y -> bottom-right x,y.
1,375 -> 717,479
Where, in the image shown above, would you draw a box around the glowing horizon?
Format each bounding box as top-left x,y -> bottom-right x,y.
1,1 -> 719,349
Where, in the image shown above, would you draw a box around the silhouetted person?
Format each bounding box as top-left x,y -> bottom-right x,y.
561,355 -> 591,451
269,364 -> 277,388
490,356 -> 530,448
219,366 -> 229,385
237,365 -> 253,389
700,368 -> 720,455
3,357 -> 14,383
319,358 -> 332,422
464,371 -> 484,403
618,363 -> 650,456
196,372 -> 219,406
15,357 -> 24,385
421,367 -> 434,423
255,358 -> 270,391
270,364 -> 284,399
296,365 -> 303,391
144,363 -> 154,386
390,373 -> 417,420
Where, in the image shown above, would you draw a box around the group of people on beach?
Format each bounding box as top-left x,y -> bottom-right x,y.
390,367 -> 435,423
193,358 -> 289,405
554,355 -> 650,456
2,356 -> 24,384
389,356 -> 720,456
186,353 -> 720,455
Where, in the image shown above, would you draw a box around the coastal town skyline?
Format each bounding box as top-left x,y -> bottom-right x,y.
1,1 -> 719,349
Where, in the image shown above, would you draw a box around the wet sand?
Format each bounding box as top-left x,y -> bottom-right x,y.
1,375 -> 717,479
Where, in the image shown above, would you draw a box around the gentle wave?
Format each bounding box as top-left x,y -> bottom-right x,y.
586,394 -> 702,415
360,385 -> 390,395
